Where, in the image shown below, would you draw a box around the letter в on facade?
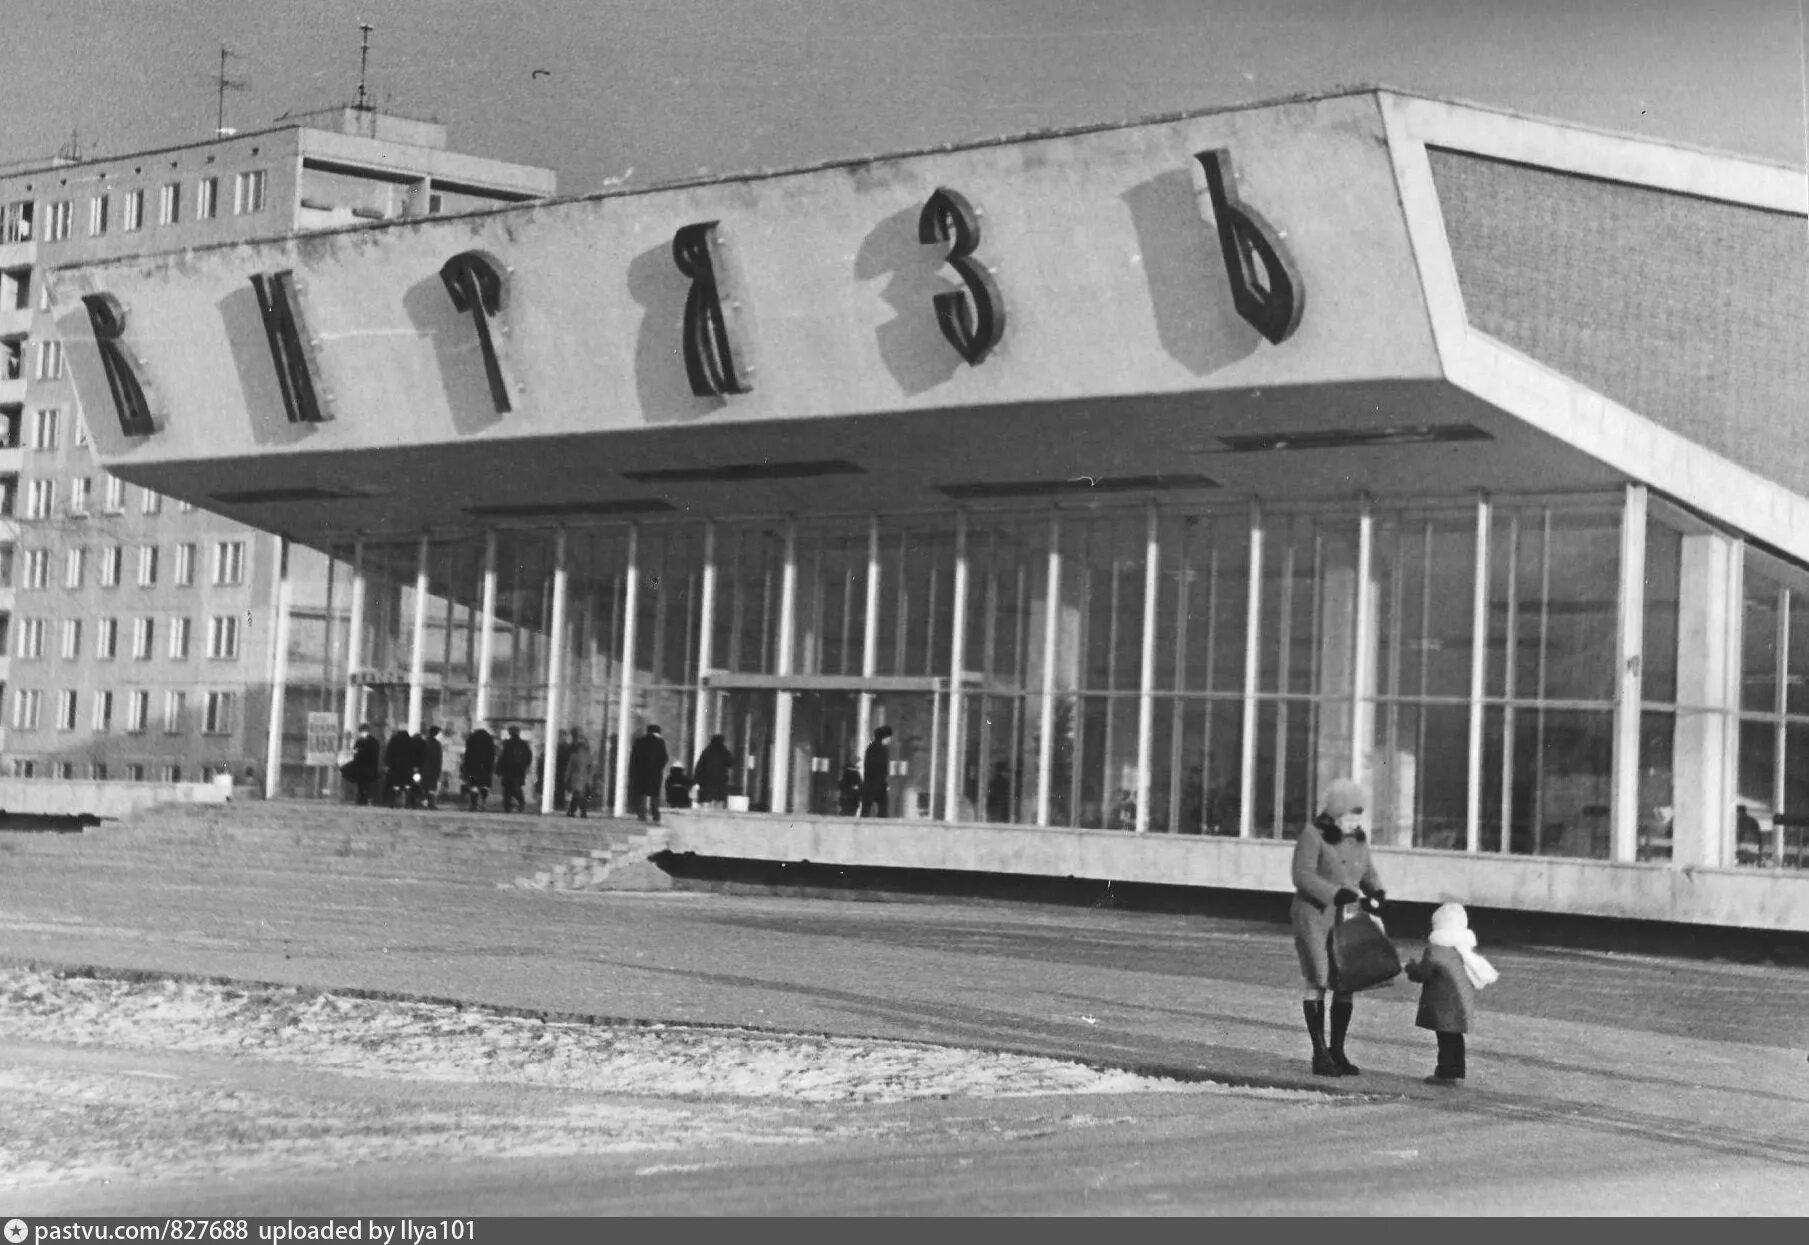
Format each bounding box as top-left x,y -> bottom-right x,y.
249,270 -> 334,423
672,222 -> 756,397
919,187 -> 1005,365
78,292 -> 162,437
1192,150 -> 1305,346
439,250 -> 515,414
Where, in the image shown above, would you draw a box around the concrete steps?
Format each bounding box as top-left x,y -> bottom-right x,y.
511,824 -> 674,893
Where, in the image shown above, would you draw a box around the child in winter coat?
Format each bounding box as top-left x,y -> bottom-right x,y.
1403,902 -> 1499,1086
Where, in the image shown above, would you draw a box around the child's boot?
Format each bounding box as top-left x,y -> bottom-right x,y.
1303,1000 -> 1340,1076
1328,997 -> 1360,1075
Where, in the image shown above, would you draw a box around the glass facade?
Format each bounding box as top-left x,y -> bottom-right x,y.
259,487 -> 1809,874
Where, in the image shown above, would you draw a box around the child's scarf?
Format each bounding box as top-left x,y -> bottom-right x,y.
1428,904 -> 1500,989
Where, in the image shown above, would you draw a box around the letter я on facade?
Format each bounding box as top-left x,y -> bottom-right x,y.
45,87 -> 1809,934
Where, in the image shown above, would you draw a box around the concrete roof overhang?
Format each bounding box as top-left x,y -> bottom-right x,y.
45,88 -> 1809,557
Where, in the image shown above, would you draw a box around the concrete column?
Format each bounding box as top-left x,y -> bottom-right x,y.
858,516 -> 880,751
473,530 -> 497,728
943,513 -> 969,821
692,522 -> 717,762
773,521 -> 798,815
1134,504 -> 1159,833
340,539 -> 367,742
612,527 -> 639,817
1466,494 -> 1491,854
1611,485 -> 1649,863
1671,529 -> 1741,869
1351,496 -> 1377,788
1238,501 -> 1264,839
541,529 -> 569,816
1036,511 -> 1062,827
263,538 -> 292,800
406,534 -> 430,734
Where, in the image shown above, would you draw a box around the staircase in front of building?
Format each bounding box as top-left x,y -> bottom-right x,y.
0,799 -> 675,892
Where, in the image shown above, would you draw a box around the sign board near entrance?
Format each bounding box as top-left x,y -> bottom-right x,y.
304,712 -> 341,766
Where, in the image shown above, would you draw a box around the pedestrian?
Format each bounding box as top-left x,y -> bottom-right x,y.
563,729 -> 595,818
1290,777 -> 1387,1077
382,727 -> 419,809
665,764 -> 693,809
628,724 -> 670,823
418,725 -> 444,810
340,723 -> 381,806
462,722 -> 496,811
496,725 -> 532,814
860,725 -> 893,818
1404,902 -> 1499,1087
554,729 -> 573,812
838,762 -> 862,816
693,733 -> 734,808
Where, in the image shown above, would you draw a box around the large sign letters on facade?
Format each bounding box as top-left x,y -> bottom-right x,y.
672,222 -> 755,397
78,292 -> 162,437
439,250 -> 516,414
249,270 -> 334,424
918,186 -> 1005,365
1193,149 -> 1304,345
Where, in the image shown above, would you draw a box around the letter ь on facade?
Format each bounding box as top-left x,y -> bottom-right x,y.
78,292 -> 163,437
1192,149 -> 1305,345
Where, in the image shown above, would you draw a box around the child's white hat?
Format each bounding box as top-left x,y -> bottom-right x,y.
1431,902 -> 1469,933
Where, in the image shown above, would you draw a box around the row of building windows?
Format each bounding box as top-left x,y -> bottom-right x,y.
10,687 -> 235,735
0,341 -> 62,384
2,171 -> 268,245
18,476 -> 197,519
11,613 -> 240,661
10,760 -> 219,783
16,540 -> 243,589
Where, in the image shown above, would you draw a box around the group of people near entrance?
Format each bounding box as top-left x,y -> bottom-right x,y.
1293,777 -> 1501,1086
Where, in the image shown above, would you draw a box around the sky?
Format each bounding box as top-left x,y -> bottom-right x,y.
5,0 -> 1805,195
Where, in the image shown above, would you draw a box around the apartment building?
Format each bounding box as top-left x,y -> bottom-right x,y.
0,107 -> 554,783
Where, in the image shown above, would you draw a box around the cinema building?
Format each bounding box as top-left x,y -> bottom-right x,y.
47,88 -> 1809,930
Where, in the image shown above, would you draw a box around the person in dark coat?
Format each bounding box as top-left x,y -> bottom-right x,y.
838,763 -> 863,816
496,726 -> 532,814
563,729 -> 595,818
627,724 -> 670,823
665,765 -> 693,809
553,729 -> 573,811
462,723 -> 496,811
417,725 -> 444,810
1404,902 -> 1498,1086
341,723 -> 381,806
382,727 -> 419,808
859,725 -> 893,818
693,734 -> 734,807
1290,777 -> 1387,1077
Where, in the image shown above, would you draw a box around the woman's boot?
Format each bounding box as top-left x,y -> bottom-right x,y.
1329,997 -> 1360,1075
1303,1000 -> 1340,1076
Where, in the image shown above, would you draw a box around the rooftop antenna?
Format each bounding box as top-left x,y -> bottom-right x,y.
56,127 -> 83,163
215,45 -> 248,137
354,22 -> 376,112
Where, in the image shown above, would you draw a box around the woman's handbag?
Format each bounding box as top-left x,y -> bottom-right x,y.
1329,907 -> 1403,992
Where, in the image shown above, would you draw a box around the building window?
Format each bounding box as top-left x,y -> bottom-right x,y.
1,200 -> 34,243
13,760 -> 38,778
55,689 -> 77,732
126,691 -> 149,734
179,498 -> 196,513
25,480 -> 54,520
168,615 -> 191,660
33,344 -> 63,382
162,690 -> 186,734
51,762 -> 70,779
213,540 -> 245,585
197,177 -> 218,220
17,617 -> 44,658
141,488 -> 162,515
96,616 -> 118,659
92,691 -> 114,732
234,170 -> 268,215
89,762 -> 107,781
89,194 -> 109,236
1,338 -> 20,381
175,543 -> 195,586
158,182 -> 181,226
64,547 -> 84,588
45,200 -> 72,242
30,407 -> 59,448
202,691 -> 234,735
207,614 -> 239,659
104,475 -> 126,513
13,688 -> 41,730
125,762 -> 146,782
69,477 -> 91,517
122,189 -> 144,232
100,545 -> 122,588
131,616 -> 154,659
137,545 -> 158,586
59,618 -> 80,659
24,548 -> 48,588
161,762 -> 181,782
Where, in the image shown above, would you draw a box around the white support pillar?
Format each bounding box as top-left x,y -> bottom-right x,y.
1238,501 -> 1264,839
263,538 -> 293,801
406,534 -> 430,734
1611,484 -> 1649,863
1134,504 -> 1159,833
541,529 -> 570,816
1465,494 -> 1491,854
772,520 -> 798,815
858,516 -> 880,750
943,513 -> 970,822
340,539 -> 367,742
474,530 -> 498,728
1350,496 -> 1377,789
1672,529 -> 1741,869
612,526 -> 639,817
1036,511 -> 1062,827
691,522 -> 717,764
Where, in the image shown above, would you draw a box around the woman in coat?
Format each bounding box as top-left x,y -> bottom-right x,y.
1290,777 -> 1387,1077
693,734 -> 735,807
